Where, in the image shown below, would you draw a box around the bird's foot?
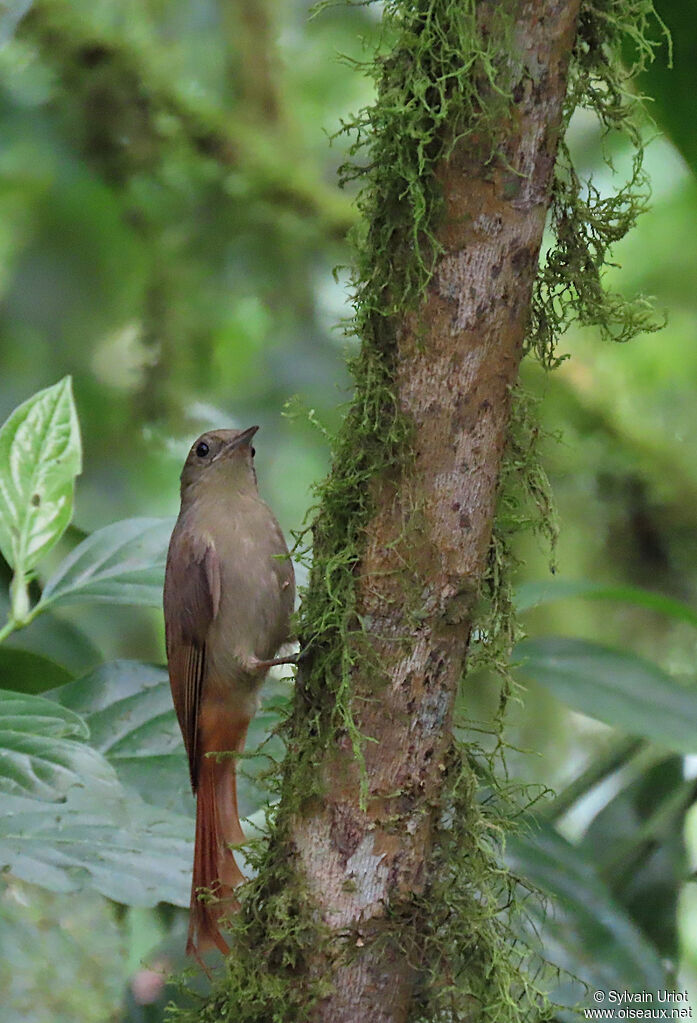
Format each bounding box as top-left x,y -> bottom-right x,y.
248,654 -> 298,672
244,645 -> 313,675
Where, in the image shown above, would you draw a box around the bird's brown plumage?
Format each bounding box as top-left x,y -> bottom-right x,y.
163,427 -> 295,958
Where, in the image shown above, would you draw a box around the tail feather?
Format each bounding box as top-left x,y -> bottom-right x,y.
186,717 -> 249,959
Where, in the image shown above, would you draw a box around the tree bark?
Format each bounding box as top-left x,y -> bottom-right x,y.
290,2 -> 582,1021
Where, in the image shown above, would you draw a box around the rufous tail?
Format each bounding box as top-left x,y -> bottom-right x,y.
187,716 -> 249,959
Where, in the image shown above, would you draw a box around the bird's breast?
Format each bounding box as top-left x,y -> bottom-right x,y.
194,496 -> 294,676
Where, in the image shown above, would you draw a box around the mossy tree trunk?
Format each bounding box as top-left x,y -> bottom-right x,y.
288,3 -> 581,1021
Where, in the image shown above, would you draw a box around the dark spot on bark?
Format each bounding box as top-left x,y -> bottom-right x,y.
423,650 -> 446,688
451,501 -> 461,512
532,70 -> 551,102
330,803 -> 363,868
491,260 -> 502,279
453,390 -> 477,434
536,150 -> 555,190
479,399 -> 491,413
512,80 -> 525,103
413,859 -> 426,889
511,245 -> 533,273
459,511 -> 471,530
387,851 -> 405,889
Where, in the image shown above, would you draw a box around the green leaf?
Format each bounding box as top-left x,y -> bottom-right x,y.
0,689 -> 87,741
0,648 -> 73,694
0,377 -> 81,575
0,787 -> 191,906
580,757 -> 691,959
40,517 -> 172,610
638,1 -> 697,175
516,579 -> 697,628
0,686 -> 192,906
0,688 -> 117,801
50,660 -> 189,813
516,636 -> 697,753
61,662 -> 178,757
5,618 -> 101,676
508,821 -> 668,1015
0,587 -> 100,675
51,661 -> 290,818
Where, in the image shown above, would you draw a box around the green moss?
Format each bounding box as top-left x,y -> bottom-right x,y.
288,0 -> 515,801
407,749 -> 551,1023
178,828 -> 328,1023
171,2 -> 667,1020
528,0 -> 668,365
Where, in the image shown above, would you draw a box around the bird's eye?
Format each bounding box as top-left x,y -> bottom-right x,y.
250,447 -> 256,457
195,441 -> 209,458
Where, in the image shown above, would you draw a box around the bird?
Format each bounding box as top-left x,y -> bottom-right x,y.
163,426 -> 295,959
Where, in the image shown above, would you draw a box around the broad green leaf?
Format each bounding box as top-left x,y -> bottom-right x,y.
638,1 -> 697,175
66,665 -> 179,757
49,660 -> 169,719
516,636 -> 697,753
50,661 -> 189,812
0,686 -> 192,906
4,619 -> 100,677
0,786 -> 191,906
0,688 -> 117,801
0,648 -> 73,694
40,517 -> 173,609
508,821 -> 668,1016
580,757 -> 690,958
0,689 -> 87,740
0,377 -> 81,574
51,660 -> 290,817
0,584 -> 101,674
516,579 -> 697,628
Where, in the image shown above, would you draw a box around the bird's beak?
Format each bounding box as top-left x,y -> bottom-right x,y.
217,425 -> 259,460
233,425 -> 259,448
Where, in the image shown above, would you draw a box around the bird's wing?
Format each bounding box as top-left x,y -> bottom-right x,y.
164,528 -> 221,791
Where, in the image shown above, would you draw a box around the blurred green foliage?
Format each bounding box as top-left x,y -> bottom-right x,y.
0,0 -> 696,1020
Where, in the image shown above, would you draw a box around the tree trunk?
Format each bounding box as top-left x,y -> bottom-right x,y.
290,2 -> 582,1020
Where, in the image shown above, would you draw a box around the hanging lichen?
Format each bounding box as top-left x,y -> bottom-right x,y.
169,2 -> 666,1021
